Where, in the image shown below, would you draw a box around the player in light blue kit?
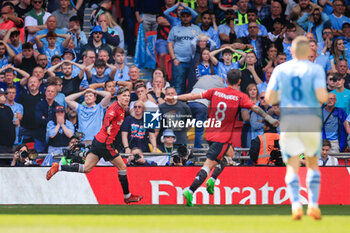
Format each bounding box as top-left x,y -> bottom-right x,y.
265,36 -> 328,220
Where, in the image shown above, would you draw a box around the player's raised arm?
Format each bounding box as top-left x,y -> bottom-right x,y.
164,93 -> 202,102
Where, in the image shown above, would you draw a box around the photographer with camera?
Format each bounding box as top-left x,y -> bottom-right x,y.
249,120 -> 281,165
126,147 -> 158,166
60,136 -> 89,165
167,145 -> 195,166
10,144 -> 38,167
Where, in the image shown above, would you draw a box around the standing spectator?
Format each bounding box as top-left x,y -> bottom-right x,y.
195,48 -> 218,79
47,76 -> 65,107
331,73 -> 350,114
46,105 -> 74,154
328,0 -> 350,37
90,0 -> 112,28
95,13 -> 121,49
318,140 -> 339,166
262,1 -> 287,33
330,38 -> 346,72
250,91 -> 270,139
52,0 -> 77,30
275,23 -> 297,61
135,0 -> 165,35
66,105 -> 78,132
318,27 -> 333,57
164,2 -> 198,27
85,59 -> 116,88
257,66 -> 273,94
122,0 -> 137,56
35,84 -> 59,152
17,76 -> 44,145
0,41 -> 15,68
65,88 -> 111,142
147,68 -> 168,105
339,23 -> 350,62
47,60 -> 85,96
240,51 -> 263,94
188,75 -> 225,148
0,2 -> 25,43
168,9 -> 201,94
159,87 -> 192,146
262,43 -> 278,72
309,40 -> 332,75
15,0 -> 32,19
289,0 -> 321,34
24,0 -> 51,42
5,85 -> 23,145
194,0 -> 209,24
199,11 -> 220,49
113,47 -> 130,82
121,100 -> 157,153
0,88 -> 15,152
0,65 -> 29,99
267,18 -> 285,42
297,8 -> 331,43
14,43 -> 37,75
67,16 -> 88,56
100,12 -> 125,49
250,0 -> 270,21
322,93 -> 347,153
326,72 -> 336,92
234,0 -> 249,26
129,84 -> 158,112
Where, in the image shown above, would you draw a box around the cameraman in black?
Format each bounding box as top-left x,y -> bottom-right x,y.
60,136 -> 88,165
249,120 -> 282,166
167,145 -> 195,166
10,144 -> 38,167
127,147 -> 158,166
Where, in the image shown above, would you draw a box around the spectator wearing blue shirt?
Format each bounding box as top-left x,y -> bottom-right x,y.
328,0 -> 350,37
35,31 -> 71,66
236,9 -> 268,39
5,85 -> 23,145
309,40 -> 332,75
210,46 -> 246,82
0,41 -> 15,68
198,11 -> 220,49
250,91 -> 270,140
257,66 -> 273,94
218,9 -> 238,45
164,2 -> 198,27
3,28 -> 22,55
195,48 -> 217,79
86,59 -> 116,90
0,65 -> 29,100
330,73 -> 350,115
65,88 -> 111,142
112,47 -> 130,82
275,23 -> 297,61
297,9 -> 331,43
340,23 -> 350,62
67,16 -> 88,56
168,8 -> 201,94
47,76 -> 66,107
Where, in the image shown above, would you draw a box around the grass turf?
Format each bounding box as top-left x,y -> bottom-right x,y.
0,205 -> 349,233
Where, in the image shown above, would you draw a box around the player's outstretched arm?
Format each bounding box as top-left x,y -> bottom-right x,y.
315,87 -> 328,104
251,105 -> 279,127
165,93 -> 202,102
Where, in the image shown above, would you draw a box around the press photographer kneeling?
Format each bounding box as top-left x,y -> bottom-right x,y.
127,147 -> 158,166
10,144 -> 38,167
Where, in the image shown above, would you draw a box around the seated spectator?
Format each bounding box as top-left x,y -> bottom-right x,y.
128,65 -> 142,90
330,38 -> 346,72
158,129 -> 176,154
126,147 -> 158,166
0,2 -> 25,42
48,60 -> 85,96
130,83 -> 158,113
267,18 -> 285,42
36,53 -> 49,73
326,72 -> 336,92
289,0 -> 321,34
65,88 -> 111,142
328,0 -> 350,37
46,105 -> 74,154
121,100 -> 157,154
99,12 -> 125,49
297,8 -> 331,43
335,60 -> 350,90
322,93 -> 347,153
66,105 -> 78,133
0,87 -> 15,152
52,0 -> 76,30
17,76 -> 44,146
88,80 -> 127,106
35,84 -> 59,152
340,23 -> 350,62
257,66 -> 273,94
331,72 -> 350,114
318,139 -> 339,166
159,87 -> 192,146
20,65 -> 47,94
218,9 -> 237,45
240,51 -> 263,93
86,59 -> 116,88
199,10 -> 220,49
24,0 -> 51,42
249,120 -> 280,165
67,16 -> 87,55
3,28 -> 22,55
147,68 -> 168,105
164,2 -> 198,27
236,9 -> 268,38
90,0 -> 112,28
318,27 -> 333,57
5,85 -> 23,145
210,46 -> 246,82
250,92 -> 270,140
35,32 -> 71,66
0,40 -> 15,68
113,47 -> 130,82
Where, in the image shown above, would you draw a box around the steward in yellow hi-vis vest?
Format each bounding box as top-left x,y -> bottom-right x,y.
179,0 -> 197,9
249,120 -> 280,165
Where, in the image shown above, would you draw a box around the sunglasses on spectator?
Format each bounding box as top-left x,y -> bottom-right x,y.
134,105 -> 143,109
33,1 -> 43,4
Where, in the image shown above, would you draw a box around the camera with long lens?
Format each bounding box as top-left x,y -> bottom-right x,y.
62,143 -> 89,164
269,140 -> 284,166
129,153 -> 142,165
171,145 -> 193,166
19,150 -> 29,158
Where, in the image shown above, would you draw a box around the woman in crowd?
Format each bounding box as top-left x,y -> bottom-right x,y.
261,43 -> 278,73
121,100 -> 158,154
195,48 -> 217,79
46,106 -> 75,154
330,38 -> 346,72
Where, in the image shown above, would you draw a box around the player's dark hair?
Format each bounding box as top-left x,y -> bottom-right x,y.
226,69 -> 241,85
117,86 -> 130,96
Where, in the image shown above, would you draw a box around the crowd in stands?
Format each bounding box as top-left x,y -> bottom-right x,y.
1,0 -> 350,167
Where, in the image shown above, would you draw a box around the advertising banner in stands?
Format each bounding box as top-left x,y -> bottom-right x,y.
1,167 -> 349,205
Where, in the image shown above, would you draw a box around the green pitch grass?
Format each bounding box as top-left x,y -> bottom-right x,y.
0,205 -> 349,233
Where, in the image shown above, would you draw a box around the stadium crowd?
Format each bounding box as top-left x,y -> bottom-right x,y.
0,0 -> 350,167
